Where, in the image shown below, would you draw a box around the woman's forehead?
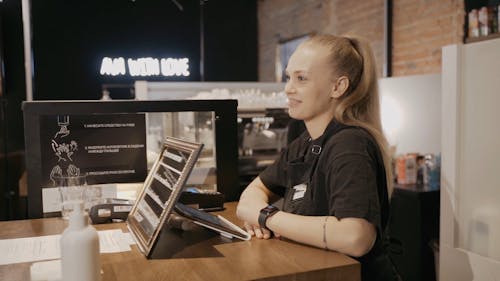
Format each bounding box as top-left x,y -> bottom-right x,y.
286,44 -> 330,73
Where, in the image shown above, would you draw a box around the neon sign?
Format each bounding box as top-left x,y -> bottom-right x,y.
100,57 -> 190,77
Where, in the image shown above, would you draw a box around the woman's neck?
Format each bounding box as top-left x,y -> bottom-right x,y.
304,113 -> 335,140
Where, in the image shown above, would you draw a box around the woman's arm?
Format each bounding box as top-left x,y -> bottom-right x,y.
236,177 -> 280,238
266,212 -> 376,257
236,177 -> 377,257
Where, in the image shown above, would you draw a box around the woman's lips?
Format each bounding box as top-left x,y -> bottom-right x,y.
287,98 -> 301,108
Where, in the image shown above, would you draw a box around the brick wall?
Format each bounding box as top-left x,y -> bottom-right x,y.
392,0 -> 464,76
330,0 -> 385,77
258,0 -> 333,81
258,0 -> 464,80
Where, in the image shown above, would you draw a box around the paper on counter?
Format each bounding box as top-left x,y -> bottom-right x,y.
0,229 -> 132,266
0,234 -> 60,266
121,232 -> 136,245
98,229 -> 131,253
30,259 -> 104,281
30,259 -> 61,281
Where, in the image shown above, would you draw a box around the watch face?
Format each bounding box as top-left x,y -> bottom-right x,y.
263,205 -> 278,214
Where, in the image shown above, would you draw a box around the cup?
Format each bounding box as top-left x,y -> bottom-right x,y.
83,184 -> 102,212
55,175 -> 87,219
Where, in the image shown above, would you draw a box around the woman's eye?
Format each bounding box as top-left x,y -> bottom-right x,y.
297,75 -> 306,81
284,74 -> 290,81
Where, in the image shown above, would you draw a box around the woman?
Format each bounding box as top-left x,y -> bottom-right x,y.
236,34 -> 401,281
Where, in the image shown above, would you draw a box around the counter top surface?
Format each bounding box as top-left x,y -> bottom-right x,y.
0,202 -> 360,281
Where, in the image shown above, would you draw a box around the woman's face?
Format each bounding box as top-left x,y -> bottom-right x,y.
285,43 -> 336,123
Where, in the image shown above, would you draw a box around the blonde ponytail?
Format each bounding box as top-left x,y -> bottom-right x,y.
306,35 -> 394,198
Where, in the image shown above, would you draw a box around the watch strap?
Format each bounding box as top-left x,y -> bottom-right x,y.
258,205 -> 279,230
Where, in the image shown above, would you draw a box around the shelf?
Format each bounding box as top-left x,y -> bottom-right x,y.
465,32 -> 500,44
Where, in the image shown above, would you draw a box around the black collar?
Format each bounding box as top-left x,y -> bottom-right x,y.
299,119 -> 354,158
307,119 -> 351,147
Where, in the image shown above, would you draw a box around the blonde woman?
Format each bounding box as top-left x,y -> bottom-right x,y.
237,35 -> 401,281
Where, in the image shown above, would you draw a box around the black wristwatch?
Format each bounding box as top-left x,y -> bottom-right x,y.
258,205 -> 279,230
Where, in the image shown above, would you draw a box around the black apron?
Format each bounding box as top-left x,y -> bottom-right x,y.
282,122 -> 350,214
282,122 -> 402,281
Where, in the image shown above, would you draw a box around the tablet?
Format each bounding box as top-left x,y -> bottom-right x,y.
174,203 -> 250,241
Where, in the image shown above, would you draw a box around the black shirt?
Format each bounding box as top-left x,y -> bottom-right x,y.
259,120 -> 399,281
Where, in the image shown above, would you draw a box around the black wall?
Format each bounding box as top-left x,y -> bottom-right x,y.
30,0 -> 257,100
0,0 -> 257,220
204,0 -> 257,81
1,0 -> 25,153
1,0 -> 27,220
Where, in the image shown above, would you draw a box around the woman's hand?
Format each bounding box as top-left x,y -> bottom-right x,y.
237,202 -> 282,239
243,221 -> 275,239
237,177 -> 282,239
236,177 -> 273,225
237,202 -> 275,239
235,199 -> 262,226
244,222 -> 280,239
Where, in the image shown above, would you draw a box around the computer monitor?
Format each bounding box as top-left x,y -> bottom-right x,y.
22,99 -> 238,218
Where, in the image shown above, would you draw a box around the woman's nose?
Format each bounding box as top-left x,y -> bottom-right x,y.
284,81 -> 295,95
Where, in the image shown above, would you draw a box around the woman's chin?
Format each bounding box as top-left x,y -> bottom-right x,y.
288,110 -> 304,120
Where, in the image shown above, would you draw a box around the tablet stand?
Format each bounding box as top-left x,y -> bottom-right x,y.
147,222 -> 232,259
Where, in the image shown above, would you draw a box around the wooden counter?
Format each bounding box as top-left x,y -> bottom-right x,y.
0,202 -> 360,281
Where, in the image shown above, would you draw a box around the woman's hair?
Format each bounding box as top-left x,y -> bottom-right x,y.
303,34 -> 394,198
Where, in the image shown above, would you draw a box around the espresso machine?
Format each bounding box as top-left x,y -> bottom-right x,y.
237,108 -> 290,191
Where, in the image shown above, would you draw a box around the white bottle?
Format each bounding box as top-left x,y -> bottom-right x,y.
61,201 -> 101,281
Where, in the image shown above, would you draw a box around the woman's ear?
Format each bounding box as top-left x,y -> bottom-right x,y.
331,76 -> 349,98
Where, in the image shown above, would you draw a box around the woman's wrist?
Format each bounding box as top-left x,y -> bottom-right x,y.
252,203 -> 268,226
258,205 -> 280,230
264,210 -> 282,232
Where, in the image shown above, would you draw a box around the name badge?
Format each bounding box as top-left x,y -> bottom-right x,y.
292,183 -> 307,200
